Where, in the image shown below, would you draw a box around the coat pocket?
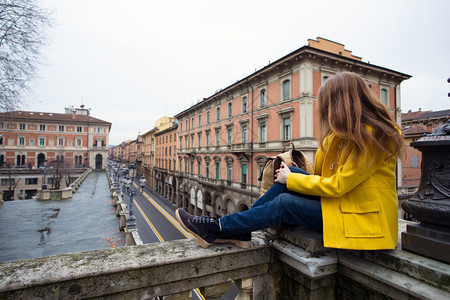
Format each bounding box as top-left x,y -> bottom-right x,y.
341,199 -> 384,238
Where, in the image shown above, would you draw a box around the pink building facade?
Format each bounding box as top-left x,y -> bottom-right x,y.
172,38 -> 411,217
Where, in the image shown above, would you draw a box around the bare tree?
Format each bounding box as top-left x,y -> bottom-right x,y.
4,168 -> 21,200
0,0 -> 51,111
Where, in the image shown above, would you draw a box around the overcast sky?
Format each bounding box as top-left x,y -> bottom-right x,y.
23,0 -> 450,145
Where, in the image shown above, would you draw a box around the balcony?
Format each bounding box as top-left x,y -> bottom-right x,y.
91,146 -> 108,150
227,143 -> 251,152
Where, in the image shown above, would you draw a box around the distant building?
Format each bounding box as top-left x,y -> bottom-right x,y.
141,116 -> 178,192
401,108 -> 450,192
154,122 -> 178,200
0,105 -> 111,200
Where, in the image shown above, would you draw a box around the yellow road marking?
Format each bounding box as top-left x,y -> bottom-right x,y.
133,183 -> 194,239
133,199 -> 165,242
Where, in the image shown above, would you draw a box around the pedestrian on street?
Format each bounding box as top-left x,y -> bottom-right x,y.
176,72 -> 404,250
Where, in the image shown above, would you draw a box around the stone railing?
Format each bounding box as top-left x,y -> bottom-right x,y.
0,233 -> 271,299
106,171 -> 143,246
1,221 -> 448,299
69,168 -> 92,192
37,168 -> 92,200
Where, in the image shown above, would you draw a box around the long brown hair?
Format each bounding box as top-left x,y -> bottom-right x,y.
318,72 -> 404,163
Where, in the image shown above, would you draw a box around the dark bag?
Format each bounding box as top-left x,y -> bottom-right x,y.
257,143 -> 313,196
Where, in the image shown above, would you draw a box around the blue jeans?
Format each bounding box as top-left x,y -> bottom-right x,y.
220,167 -> 323,234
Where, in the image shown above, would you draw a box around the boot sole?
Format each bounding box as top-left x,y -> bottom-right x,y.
175,209 -> 251,249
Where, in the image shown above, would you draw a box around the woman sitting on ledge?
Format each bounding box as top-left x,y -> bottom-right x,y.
176,72 -> 404,250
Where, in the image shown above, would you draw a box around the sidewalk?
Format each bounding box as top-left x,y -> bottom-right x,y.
0,171 -> 124,262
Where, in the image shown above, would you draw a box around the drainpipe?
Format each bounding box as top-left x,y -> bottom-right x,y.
247,79 -> 255,205
394,75 -> 403,189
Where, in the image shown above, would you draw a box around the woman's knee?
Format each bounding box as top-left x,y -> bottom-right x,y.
289,166 -> 310,175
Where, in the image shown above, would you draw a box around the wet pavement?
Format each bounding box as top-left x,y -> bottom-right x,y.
0,171 -> 124,262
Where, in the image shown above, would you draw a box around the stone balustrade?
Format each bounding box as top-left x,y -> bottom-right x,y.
70,168 -> 92,192
0,221 -> 448,299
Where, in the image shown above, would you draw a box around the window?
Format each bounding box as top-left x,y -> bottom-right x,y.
191,134 -> 194,148
322,76 -> 329,84
97,127 -> 103,133
185,120 -> 188,130
216,106 -> 220,121
412,155 -> 419,168
228,102 -> 233,118
16,154 -> 25,166
260,121 -> 267,142
282,80 -> 290,101
76,139 -> 82,147
206,132 -> 210,147
197,133 -> 202,148
197,160 -> 201,175
58,139 -> 64,147
185,136 -> 188,148
241,164 -> 247,188
206,111 -> 210,124
25,178 -> 38,185
0,135 -> 3,145
260,89 -> 266,107
242,124 -> 248,143
283,117 -> 291,140
206,161 -> 210,177
215,162 -> 220,179
227,127 -> 233,145
39,138 -> 45,146
242,96 -> 248,113
198,114 -> 202,127
215,130 -> 220,146
68,140 -> 72,147
19,123 -> 25,130
59,125 -> 64,132
381,88 -> 388,105
77,126 -> 82,132
40,125 -> 45,131
19,137 -> 25,146
191,117 -> 194,128
184,159 -> 188,173
227,162 -> 232,184
1,178 -> 14,186
29,139 -> 34,146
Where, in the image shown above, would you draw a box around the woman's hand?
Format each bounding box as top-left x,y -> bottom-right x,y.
274,161 -> 291,184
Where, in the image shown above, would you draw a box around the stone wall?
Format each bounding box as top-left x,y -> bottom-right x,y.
0,221 -> 448,299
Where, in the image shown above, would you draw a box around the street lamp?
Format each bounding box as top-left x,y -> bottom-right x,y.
125,177 -> 136,229
40,160 -> 48,190
129,163 -> 136,183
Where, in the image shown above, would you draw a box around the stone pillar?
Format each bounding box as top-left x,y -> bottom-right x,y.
235,278 -> 253,300
124,228 -> 138,246
402,121 -> 450,263
200,282 -> 233,300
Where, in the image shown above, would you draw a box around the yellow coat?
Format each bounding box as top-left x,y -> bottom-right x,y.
286,133 -> 398,250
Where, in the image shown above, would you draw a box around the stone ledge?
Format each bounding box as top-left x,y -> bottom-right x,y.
338,251 -> 450,300
0,232 -> 271,299
272,240 -> 337,279
342,219 -> 450,293
277,226 -> 328,255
